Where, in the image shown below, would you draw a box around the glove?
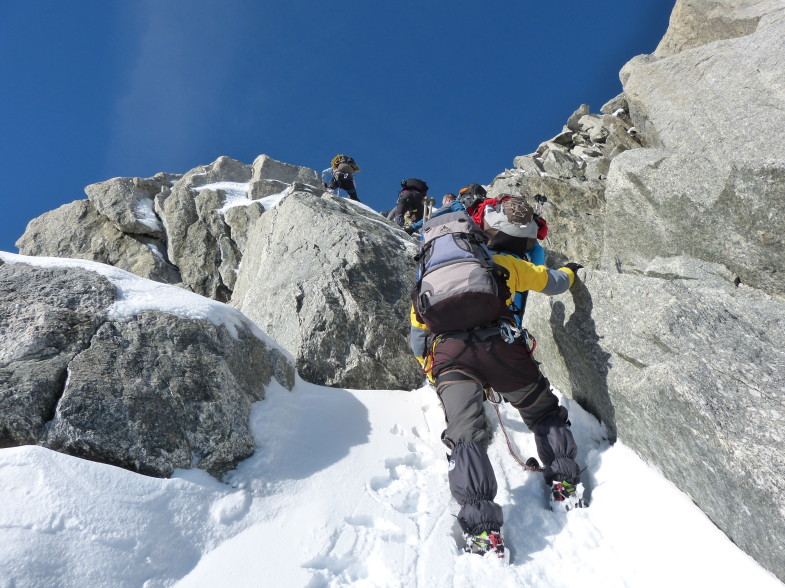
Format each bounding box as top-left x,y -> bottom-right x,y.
564,262 -> 584,273
404,226 -> 416,235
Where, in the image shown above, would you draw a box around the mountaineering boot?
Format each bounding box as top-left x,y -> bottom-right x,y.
550,479 -> 588,512
463,530 -> 508,560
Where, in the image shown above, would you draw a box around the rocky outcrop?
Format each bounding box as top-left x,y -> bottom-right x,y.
15,154 -> 324,302
85,175 -> 177,238
522,0 -> 785,580
652,0 -> 782,57
15,199 -> 181,285
16,152 -> 422,390
0,254 -> 294,478
231,192 -> 423,390
492,97 -> 643,267
154,155 -> 253,301
152,154 -> 323,302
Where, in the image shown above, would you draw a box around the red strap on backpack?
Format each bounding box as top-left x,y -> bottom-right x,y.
471,198 -> 500,226
535,216 -> 548,240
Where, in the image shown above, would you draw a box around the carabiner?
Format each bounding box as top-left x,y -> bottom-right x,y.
500,322 -> 517,344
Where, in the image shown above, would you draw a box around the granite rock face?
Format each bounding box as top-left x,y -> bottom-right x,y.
15,199 -> 181,285
231,192 -> 423,391
0,256 -> 294,478
15,154 -> 420,390
602,149 -> 785,295
652,0 -> 783,57
496,95 -> 643,268
518,1 -> 785,580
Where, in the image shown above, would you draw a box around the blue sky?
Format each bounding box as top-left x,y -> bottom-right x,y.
0,1 -> 673,253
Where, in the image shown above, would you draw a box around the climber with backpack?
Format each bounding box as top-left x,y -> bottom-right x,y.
324,154 -> 360,202
408,209 -> 585,558
390,178 -> 429,228
404,192 -> 465,235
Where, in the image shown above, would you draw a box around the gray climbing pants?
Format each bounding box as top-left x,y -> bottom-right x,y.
434,338 -> 580,535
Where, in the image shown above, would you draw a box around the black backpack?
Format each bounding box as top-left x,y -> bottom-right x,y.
401,178 -> 428,194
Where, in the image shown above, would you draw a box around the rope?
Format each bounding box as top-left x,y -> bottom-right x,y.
485,389 -> 544,473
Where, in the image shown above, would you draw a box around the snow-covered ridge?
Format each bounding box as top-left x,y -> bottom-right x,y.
0,251 -> 287,356
193,181 -> 290,214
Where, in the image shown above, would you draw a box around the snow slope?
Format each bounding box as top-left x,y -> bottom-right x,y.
1,377 -> 781,587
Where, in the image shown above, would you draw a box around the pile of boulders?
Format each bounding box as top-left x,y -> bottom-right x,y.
515,95 -> 642,185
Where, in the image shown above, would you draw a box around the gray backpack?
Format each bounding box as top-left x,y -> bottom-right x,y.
413,211 -> 512,334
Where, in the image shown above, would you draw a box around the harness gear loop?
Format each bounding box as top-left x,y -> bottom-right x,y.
422,323 -> 500,376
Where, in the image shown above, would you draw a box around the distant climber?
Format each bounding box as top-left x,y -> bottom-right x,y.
405,193 -> 465,235
389,178 -> 429,228
324,155 -> 360,202
441,192 -> 458,207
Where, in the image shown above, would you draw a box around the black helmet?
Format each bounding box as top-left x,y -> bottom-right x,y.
458,183 -> 486,208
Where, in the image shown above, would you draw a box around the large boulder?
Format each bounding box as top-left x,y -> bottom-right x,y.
249,153 -> 322,200
522,1 -> 785,580
85,175 -> 173,238
0,260 -> 115,447
15,199 -> 181,285
155,155 -> 254,301
525,261 -> 785,578
0,254 -> 294,478
231,192 -> 423,390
